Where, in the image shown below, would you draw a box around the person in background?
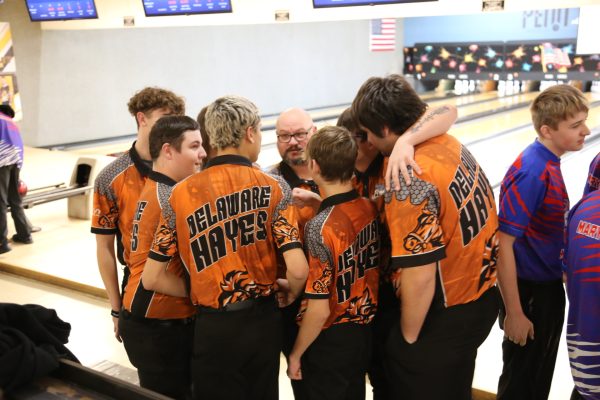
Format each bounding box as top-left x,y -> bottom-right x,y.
0,104 -> 32,253
268,107 -> 319,400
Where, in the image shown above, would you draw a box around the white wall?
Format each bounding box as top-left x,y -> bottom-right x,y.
2,1 -> 404,146
34,20 -> 403,146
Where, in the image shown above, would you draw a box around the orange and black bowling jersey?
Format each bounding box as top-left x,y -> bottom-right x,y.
352,154 -> 393,279
268,161 -> 320,278
375,134 -> 498,308
268,161 -> 320,237
123,171 -> 194,319
149,155 -> 302,309
300,190 -> 380,329
91,143 -> 151,266
353,153 -> 385,206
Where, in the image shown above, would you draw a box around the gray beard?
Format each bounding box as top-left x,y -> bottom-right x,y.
288,158 -> 306,166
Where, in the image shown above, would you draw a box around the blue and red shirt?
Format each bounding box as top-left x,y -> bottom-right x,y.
498,139 -> 568,281
0,112 -> 23,169
564,190 -> 600,399
584,153 -> 600,197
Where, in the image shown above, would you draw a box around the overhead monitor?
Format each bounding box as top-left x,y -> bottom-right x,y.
26,0 -> 99,21
313,0 -> 435,8
142,0 -> 233,16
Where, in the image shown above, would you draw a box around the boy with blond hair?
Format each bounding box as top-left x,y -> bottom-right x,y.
496,84 -> 591,399
143,95 -> 308,400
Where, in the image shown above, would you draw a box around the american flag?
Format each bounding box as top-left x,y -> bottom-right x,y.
542,42 -> 572,70
370,18 -> 396,52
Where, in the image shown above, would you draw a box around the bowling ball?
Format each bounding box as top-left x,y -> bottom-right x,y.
17,180 -> 27,197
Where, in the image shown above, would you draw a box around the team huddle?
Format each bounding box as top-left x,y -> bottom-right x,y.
91,76 -> 596,400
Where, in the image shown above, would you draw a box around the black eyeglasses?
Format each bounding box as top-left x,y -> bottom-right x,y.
276,127 -> 313,143
353,131 -> 367,142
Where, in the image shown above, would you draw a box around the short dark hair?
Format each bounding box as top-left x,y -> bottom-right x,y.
149,115 -> 199,161
351,74 -> 427,138
0,105 -> 15,119
336,107 -> 358,133
307,126 -> 357,182
337,107 -> 367,142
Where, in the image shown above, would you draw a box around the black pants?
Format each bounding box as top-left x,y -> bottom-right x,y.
571,387 -> 584,400
497,279 -> 565,400
281,298 -> 308,400
192,299 -> 281,400
368,280 -> 398,400
0,165 -> 30,246
118,311 -> 193,399
302,323 -> 372,400
385,286 -> 499,400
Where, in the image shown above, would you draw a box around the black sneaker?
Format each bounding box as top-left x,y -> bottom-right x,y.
0,244 -> 11,254
12,234 -> 33,244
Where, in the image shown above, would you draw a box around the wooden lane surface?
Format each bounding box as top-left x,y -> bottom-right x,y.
450,91 -> 600,145
72,91 -> 504,159
457,91 -> 538,117
427,90 -> 498,106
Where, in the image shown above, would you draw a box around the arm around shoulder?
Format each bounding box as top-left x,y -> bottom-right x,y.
386,104 -> 458,189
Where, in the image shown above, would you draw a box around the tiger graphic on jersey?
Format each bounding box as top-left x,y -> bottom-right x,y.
219,270 -> 274,307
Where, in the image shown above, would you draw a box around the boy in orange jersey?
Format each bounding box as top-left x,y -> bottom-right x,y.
119,116 -> 206,399
142,95 -> 308,400
337,105 -> 457,400
287,126 -> 381,400
91,87 -> 184,342
352,75 -> 499,400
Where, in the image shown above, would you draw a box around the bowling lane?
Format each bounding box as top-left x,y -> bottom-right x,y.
449,92 -> 600,146
467,102 -> 600,191
427,90 -> 499,107
259,91 -> 595,168
456,91 -> 538,119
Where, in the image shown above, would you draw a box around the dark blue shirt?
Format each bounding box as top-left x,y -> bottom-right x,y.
584,153 -> 600,197
565,190 -> 600,399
